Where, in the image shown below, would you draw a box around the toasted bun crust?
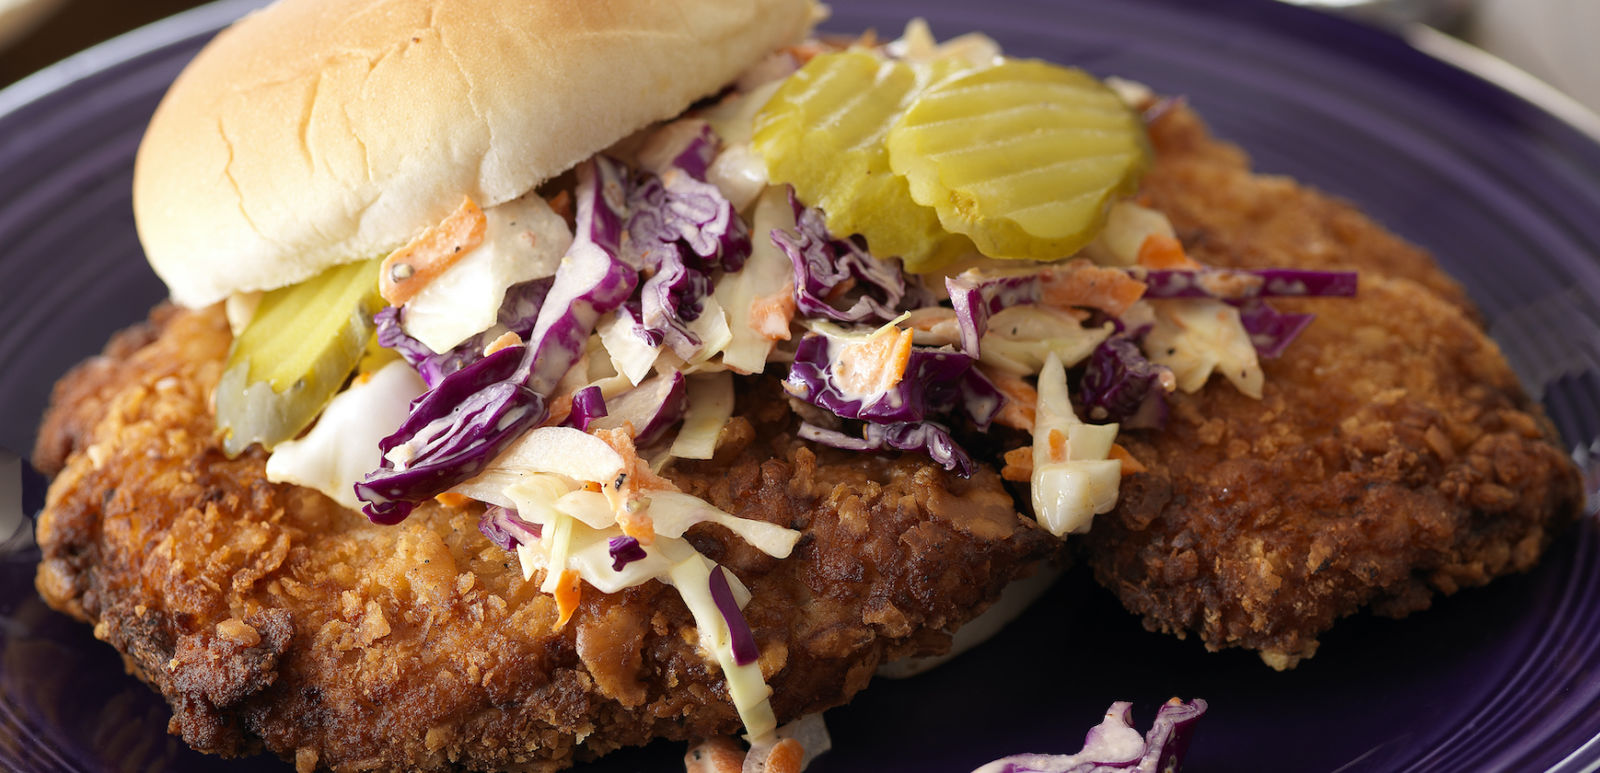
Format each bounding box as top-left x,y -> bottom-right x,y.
134,0 -> 813,308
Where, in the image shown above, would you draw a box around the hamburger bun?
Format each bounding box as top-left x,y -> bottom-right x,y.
133,0 -> 815,308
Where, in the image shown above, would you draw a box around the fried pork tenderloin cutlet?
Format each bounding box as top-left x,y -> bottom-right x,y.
1083,107 -> 1584,669
33,305 -> 1056,771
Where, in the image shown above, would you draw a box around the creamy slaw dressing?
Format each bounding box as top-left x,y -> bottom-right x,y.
236,21 -> 1284,753
401,193 -> 572,353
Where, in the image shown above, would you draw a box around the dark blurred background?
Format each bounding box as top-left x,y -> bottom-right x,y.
0,0 -> 1479,90
0,1 -> 1594,118
0,0 -> 208,87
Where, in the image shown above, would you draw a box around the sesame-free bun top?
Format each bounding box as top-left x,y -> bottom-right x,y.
134,0 -> 814,308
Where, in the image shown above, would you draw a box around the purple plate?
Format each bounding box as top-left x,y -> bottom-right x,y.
2,0 -> 1598,771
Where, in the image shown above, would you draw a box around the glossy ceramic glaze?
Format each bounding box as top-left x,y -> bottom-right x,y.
0,0 -> 1597,770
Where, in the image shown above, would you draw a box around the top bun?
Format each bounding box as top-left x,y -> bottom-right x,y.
134,0 -> 815,308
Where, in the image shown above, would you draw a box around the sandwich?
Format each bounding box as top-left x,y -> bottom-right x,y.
29,0 -> 1582,771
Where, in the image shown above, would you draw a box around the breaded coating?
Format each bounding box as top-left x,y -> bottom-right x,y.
1140,104 -> 1476,313
32,307 -> 1055,771
1084,106 -> 1584,669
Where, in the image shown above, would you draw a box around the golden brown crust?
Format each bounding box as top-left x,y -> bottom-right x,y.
1141,103 -> 1477,313
31,305 -> 175,476
38,97 -> 1586,770
32,307 -> 1053,771
1083,106 -> 1584,668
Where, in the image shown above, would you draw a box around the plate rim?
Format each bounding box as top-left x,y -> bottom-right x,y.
0,0 -> 266,118
2,1 -> 1598,772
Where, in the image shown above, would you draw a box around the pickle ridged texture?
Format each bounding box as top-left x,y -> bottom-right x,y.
886,60 -> 1151,261
217,257 -> 384,456
753,50 -> 971,272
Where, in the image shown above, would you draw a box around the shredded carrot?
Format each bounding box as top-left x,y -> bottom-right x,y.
1039,259 -> 1147,317
380,196 -> 488,306
986,369 -> 1038,432
617,511 -> 655,546
763,738 -> 806,773
883,328 -> 914,387
553,569 -> 581,629
1047,428 -> 1068,463
594,428 -> 679,494
483,331 -> 521,356
1136,232 -> 1198,269
543,394 -> 573,427
588,429 -> 677,545
1001,446 -> 1032,482
1108,443 -> 1147,476
833,327 -> 914,396
684,737 -> 745,773
434,492 -> 472,509
750,283 -> 797,341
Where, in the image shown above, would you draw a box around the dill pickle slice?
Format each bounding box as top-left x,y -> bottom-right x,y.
216,257 -> 385,456
886,60 -> 1151,261
752,50 -> 970,272
358,330 -> 401,375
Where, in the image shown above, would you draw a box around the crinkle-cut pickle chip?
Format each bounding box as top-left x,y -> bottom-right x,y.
753,49 -> 971,272
886,59 -> 1152,261
216,257 -> 385,457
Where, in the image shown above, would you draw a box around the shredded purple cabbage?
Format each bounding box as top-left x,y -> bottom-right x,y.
356,345 -> 544,525
562,386 -> 608,432
763,190 -> 996,473
639,249 -> 716,359
947,266 -> 1351,361
773,190 -> 917,324
357,120 -> 1350,538
376,278 -> 556,387
1138,266 -> 1344,357
784,334 -> 994,427
944,272 -> 1043,357
611,147 -> 750,359
1139,267 -> 1356,301
708,566 -> 759,666
946,274 -> 989,356
667,122 -> 718,182
583,154 -> 630,253
478,505 -> 541,551
355,158 -> 640,524
971,699 -> 1207,773
614,300 -> 663,348
625,167 -> 750,273
590,372 -> 688,447
960,366 -> 1006,432
608,536 -> 648,571
373,306 -> 436,376
799,420 -> 975,477
1081,336 -> 1171,429
1234,299 -> 1316,358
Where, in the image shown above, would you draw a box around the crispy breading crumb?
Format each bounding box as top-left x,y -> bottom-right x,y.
1085,105 -> 1583,668
30,307 -> 1051,771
